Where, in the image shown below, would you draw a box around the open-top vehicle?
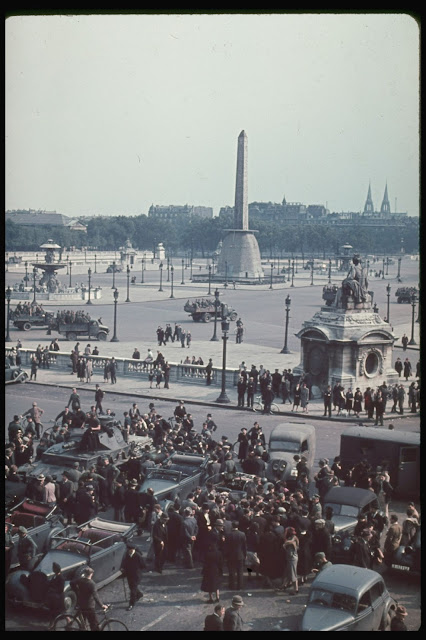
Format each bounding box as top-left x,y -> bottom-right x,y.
139,452 -> 210,504
6,517 -> 136,612
6,499 -> 65,569
5,360 -> 28,384
184,298 -> 238,323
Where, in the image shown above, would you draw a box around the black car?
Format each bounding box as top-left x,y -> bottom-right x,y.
387,527 -> 421,577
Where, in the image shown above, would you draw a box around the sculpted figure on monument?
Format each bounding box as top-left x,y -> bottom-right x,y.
335,254 -> 370,308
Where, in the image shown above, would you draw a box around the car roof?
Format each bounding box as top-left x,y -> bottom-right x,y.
324,486 -> 377,507
270,423 -> 316,441
312,564 -> 384,594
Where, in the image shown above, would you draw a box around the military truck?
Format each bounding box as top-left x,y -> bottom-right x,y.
395,287 -> 418,303
48,316 -> 110,341
12,311 -> 54,331
184,298 -> 238,323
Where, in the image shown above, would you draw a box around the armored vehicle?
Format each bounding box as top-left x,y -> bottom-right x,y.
184,298 -> 238,323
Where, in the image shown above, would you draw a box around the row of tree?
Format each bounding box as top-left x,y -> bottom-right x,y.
5,214 -> 419,257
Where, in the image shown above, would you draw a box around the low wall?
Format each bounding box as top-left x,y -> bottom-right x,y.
6,348 -> 240,389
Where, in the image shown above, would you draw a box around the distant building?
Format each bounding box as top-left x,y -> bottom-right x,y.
6,209 -> 87,232
148,204 -> 213,220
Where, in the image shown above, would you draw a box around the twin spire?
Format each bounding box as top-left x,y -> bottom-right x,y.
363,182 -> 392,214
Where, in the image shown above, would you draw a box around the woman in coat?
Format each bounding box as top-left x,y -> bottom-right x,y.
297,527 -> 312,584
201,543 -> 223,603
353,388 -> 363,418
292,384 -> 301,412
85,358 -> 93,383
345,388 -> 354,416
300,383 -> 309,413
77,357 -> 86,383
281,528 -> 299,594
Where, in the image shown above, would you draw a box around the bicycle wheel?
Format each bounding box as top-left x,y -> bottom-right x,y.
252,401 -> 262,412
101,618 -> 129,631
270,403 -> 280,414
53,613 -> 82,631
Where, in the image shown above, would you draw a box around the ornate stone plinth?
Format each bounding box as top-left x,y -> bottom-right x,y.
293,304 -> 399,393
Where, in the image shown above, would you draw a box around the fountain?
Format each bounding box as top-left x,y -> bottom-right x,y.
33,240 -> 67,293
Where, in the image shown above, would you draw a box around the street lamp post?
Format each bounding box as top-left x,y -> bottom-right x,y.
225,261 -> 228,287
141,257 -> 145,283
24,261 -> 29,285
86,267 -> 93,305
190,258 -> 193,281
126,265 -> 131,302
181,258 -> 185,285
382,258 -> 385,279
208,264 -> 212,295
32,267 -> 37,305
397,257 -> 402,282
215,308 -> 231,404
111,288 -> 119,342
409,293 -> 417,345
386,283 -> 391,324
291,260 -> 295,287
5,286 -> 12,342
94,254 -> 97,273
310,261 -> 314,285
386,257 -> 389,275
111,261 -> 116,289
169,266 -> 175,299
5,253 -> 8,272
167,257 -> 170,282
69,261 -> 72,287
158,262 -> 164,291
328,258 -> 332,284
211,288 -> 220,341
269,263 -> 274,290
280,294 -> 291,354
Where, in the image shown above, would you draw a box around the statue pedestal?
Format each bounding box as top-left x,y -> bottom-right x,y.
293,304 -> 399,394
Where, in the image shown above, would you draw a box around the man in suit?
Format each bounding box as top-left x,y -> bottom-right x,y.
121,542 -> 146,611
152,513 -> 169,573
225,521 -> 247,591
204,603 -> 225,631
223,595 -> 245,631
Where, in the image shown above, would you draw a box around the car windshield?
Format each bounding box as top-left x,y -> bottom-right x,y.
269,440 -> 300,453
309,588 -> 357,614
325,502 -> 359,518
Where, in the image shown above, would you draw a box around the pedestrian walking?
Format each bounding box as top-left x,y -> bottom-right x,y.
201,542 -> 223,603
152,513 -> 169,574
292,383 -> 301,412
206,358 -> 213,385
30,355 -> 38,381
403,357 -> 412,380
186,331 -> 192,348
323,385 -> 332,417
223,595 -> 245,631
401,334 -> 408,351
121,542 -> 146,611
85,358 -> 93,383
109,357 -> 117,384
394,357 -> 403,377
95,384 -> 104,414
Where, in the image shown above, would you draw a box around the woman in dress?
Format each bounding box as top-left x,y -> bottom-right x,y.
300,383 -> 309,414
292,384 -> 301,412
85,358 -> 93,383
201,543 -> 223,603
281,528 -> 299,595
345,388 -> 354,416
353,388 -> 363,418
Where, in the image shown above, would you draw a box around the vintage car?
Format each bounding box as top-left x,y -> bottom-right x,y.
184,298 -> 238,323
213,472 -> 258,502
5,360 -> 28,384
323,486 -> 384,562
265,423 -> 316,487
6,517 -> 136,612
18,424 -> 150,481
139,452 -> 210,504
6,499 -> 65,569
301,564 -> 396,631
386,527 -> 421,577
106,263 -> 123,273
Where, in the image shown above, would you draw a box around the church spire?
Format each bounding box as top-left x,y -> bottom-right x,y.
380,182 -> 391,213
363,182 -> 374,214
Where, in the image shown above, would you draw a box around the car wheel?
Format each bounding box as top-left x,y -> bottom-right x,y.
203,313 -> 211,322
63,589 -> 77,613
66,331 -> 77,341
23,322 -> 32,331
97,331 -> 107,341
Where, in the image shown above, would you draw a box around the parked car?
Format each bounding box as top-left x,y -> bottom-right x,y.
5,517 -> 136,612
386,527 -> 421,577
323,486 -> 384,562
106,263 -> 123,273
6,499 -> 65,569
301,564 -> 396,631
213,472 -> 258,502
138,452 -> 210,505
265,423 -> 316,487
5,360 -> 28,384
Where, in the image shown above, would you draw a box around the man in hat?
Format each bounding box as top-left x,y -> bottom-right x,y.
206,413 -> 217,433
70,566 -> 108,631
152,513 -> 169,573
124,479 -> 141,523
182,507 -> 199,569
17,526 -> 38,569
312,551 -> 332,573
121,542 -> 146,611
204,603 -> 225,631
23,401 -> 45,440
352,529 -> 374,568
309,494 -> 322,521
384,514 -> 402,565
58,471 -> 75,524
225,521 -> 247,591
174,400 -> 187,422
223,595 -> 245,631
390,605 -> 408,631
311,519 -> 332,560
27,473 -> 46,502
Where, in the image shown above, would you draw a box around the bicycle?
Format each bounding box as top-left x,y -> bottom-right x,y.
252,395 -> 280,414
53,604 -> 128,632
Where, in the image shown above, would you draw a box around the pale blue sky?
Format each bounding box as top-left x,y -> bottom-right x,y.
5,13 -> 420,217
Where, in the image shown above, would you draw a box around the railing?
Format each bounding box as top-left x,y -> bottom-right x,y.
5,348 -> 241,388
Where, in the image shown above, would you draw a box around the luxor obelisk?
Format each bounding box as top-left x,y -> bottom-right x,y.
216,130 -> 264,281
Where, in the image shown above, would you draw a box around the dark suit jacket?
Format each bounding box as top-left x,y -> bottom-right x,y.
204,613 -> 224,631
225,529 -> 247,562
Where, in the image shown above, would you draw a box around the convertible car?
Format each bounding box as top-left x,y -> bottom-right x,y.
6,499 -> 65,569
139,452 -> 210,505
6,517 -> 136,612
5,360 -> 28,384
